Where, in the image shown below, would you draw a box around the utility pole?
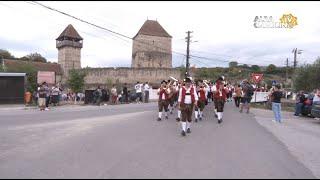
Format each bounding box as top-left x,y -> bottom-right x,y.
293,48 -> 297,69
185,31 -> 192,78
292,48 -> 303,69
286,58 -> 289,82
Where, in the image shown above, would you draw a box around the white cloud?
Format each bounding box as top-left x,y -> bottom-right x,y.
0,1 -> 320,68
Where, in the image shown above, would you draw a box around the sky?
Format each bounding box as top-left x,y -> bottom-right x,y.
1,1 -> 320,68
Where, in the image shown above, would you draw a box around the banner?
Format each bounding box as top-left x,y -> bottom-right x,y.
37,71 -> 55,84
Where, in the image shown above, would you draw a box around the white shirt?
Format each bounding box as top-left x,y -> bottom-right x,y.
144,84 -> 150,91
178,86 -> 199,104
135,84 -> 143,93
313,94 -> 320,103
211,85 -> 217,92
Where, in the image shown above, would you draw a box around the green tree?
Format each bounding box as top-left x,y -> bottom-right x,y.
0,49 -> 15,59
67,69 -> 86,93
229,61 -> 238,68
266,64 -> 277,73
251,65 -> 261,72
20,52 -> 47,63
294,59 -> 320,92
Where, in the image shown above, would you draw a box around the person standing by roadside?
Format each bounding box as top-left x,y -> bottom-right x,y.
94,86 -> 102,106
111,85 -> 118,105
43,82 -> 51,111
240,79 -> 254,114
51,85 -> 61,106
234,85 -> 242,108
313,89 -> 320,103
122,83 -> 129,104
294,91 -> 306,116
38,84 -> 46,111
144,82 -> 150,103
271,84 -> 283,123
135,81 -> 143,103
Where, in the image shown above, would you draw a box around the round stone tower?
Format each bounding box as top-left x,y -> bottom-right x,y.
56,24 -> 83,78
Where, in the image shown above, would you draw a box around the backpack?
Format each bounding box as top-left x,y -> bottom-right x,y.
247,84 -> 254,97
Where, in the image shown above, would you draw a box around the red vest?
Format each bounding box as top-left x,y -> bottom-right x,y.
181,87 -> 195,105
198,88 -> 206,101
214,89 -> 227,100
159,88 -> 169,100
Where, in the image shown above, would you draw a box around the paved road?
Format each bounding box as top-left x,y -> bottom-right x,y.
0,102 -> 315,178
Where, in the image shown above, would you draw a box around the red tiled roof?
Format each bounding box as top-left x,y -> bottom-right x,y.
3,59 -> 63,75
133,20 -> 172,39
56,24 -> 83,41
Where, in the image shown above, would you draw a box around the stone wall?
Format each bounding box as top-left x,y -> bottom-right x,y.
82,67 -> 181,88
132,34 -> 172,68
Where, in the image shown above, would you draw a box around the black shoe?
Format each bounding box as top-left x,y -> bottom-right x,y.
170,111 -> 173,115
199,117 -> 202,121
176,117 -> 180,122
165,116 -> 168,120
181,131 -> 186,136
218,119 -> 221,124
157,118 -> 161,121
195,118 -> 198,123
187,128 -> 191,133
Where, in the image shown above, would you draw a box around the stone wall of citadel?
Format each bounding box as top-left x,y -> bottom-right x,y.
81,67 -> 181,88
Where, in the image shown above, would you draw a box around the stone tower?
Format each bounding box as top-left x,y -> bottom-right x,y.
132,20 -> 172,68
56,24 -> 83,77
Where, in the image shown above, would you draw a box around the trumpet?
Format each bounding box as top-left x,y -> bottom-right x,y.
170,76 -> 179,82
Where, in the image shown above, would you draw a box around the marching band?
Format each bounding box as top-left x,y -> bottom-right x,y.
157,75 -> 230,136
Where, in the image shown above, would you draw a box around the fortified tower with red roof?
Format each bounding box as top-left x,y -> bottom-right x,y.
132,20 -> 172,68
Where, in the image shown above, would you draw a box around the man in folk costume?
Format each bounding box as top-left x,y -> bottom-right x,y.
207,82 -> 213,103
214,79 -> 228,124
176,80 -> 183,122
178,77 -> 199,136
157,80 -> 170,121
214,76 -> 225,118
195,81 -> 207,122
168,80 -> 176,115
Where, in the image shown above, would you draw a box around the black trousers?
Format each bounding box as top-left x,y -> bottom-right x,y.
234,97 -> 241,107
45,96 -> 50,108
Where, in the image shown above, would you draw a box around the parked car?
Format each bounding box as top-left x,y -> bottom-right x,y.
311,101 -> 320,118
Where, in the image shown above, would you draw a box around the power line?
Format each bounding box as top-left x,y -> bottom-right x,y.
30,1 -> 186,58
25,1 -> 286,68
191,49 -> 236,59
31,1 -> 132,40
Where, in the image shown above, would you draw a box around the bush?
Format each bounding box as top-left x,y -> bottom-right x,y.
67,69 -> 86,93
294,59 -> 320,92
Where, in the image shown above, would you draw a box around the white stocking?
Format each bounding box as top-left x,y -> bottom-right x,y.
178,110 -> 181,118
181,122 -> 187,131
159,112 -> 162,118
195,111 -> 199,119
217,112 -> 221,120
187,122 -> 191,129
